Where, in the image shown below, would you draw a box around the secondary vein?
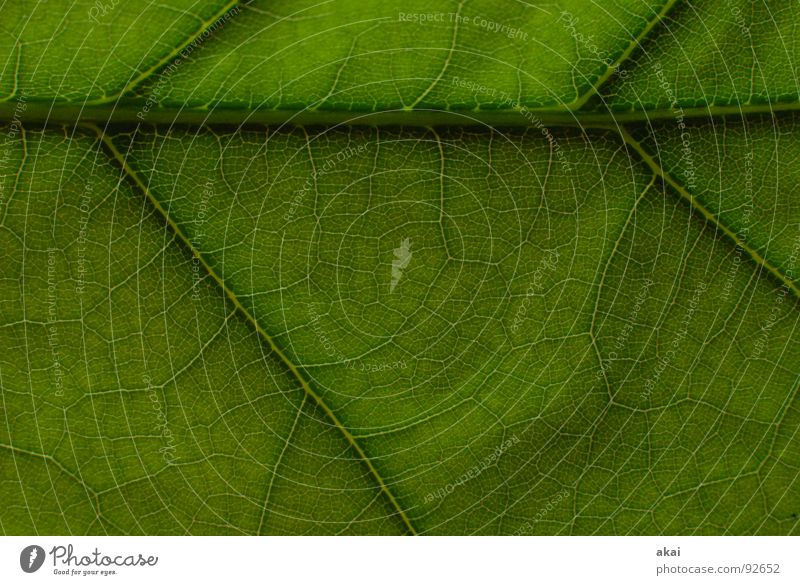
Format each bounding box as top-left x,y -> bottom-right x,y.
91,124 -> 419,536
91,0 -> 242,104
569,0 -> 682,110
615,125 -> 800,300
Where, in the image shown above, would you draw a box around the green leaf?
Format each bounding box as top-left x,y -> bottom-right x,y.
1,0 -> 798,535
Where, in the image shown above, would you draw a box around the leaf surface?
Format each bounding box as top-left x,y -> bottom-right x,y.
1,0 -> 799,535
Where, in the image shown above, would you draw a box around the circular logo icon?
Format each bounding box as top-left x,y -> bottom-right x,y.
20,545 -> 45,573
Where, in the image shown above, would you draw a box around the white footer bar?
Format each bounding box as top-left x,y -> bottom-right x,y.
1,536 -> 795,584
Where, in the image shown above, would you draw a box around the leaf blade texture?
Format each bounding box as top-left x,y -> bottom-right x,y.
1,0 -> 798,535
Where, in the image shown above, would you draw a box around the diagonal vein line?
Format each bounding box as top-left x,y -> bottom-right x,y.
257,394 -> 306,535
91,0 -> 242,104
569,0 -> 681,110
615,124 -> 800,300
406,0 -> 464,110
0,442 -> 99,498
589,174 -> 657,400
91,125 -> 418,536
